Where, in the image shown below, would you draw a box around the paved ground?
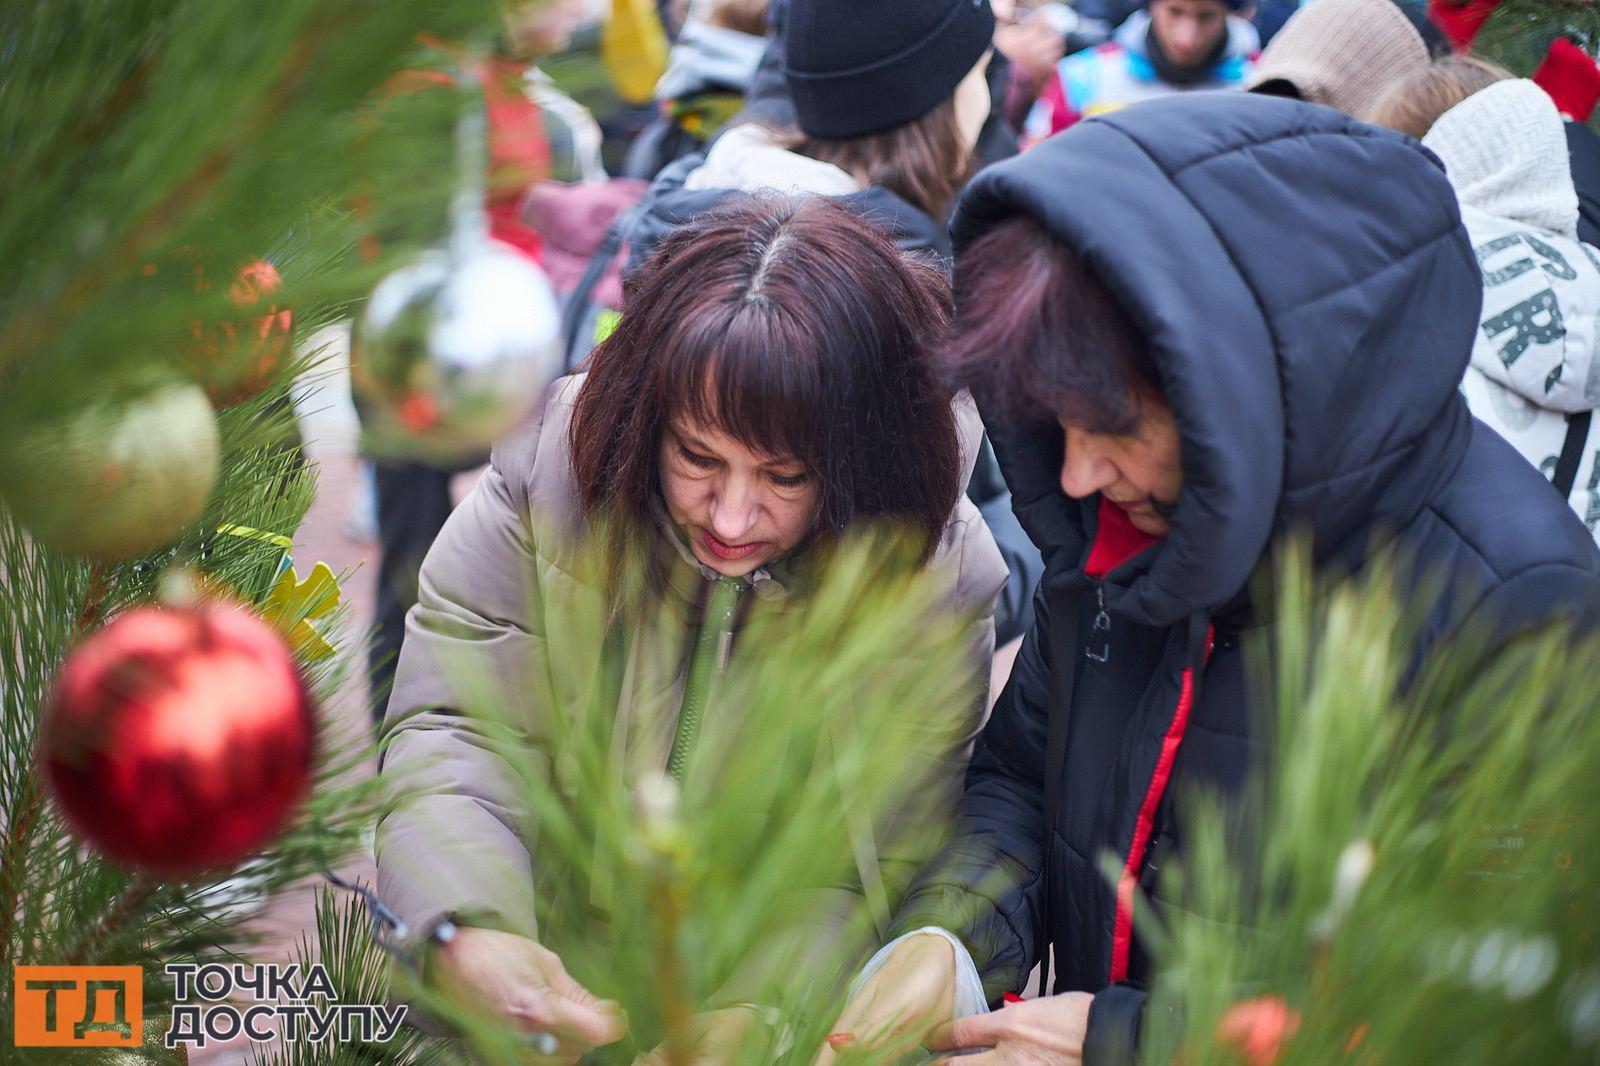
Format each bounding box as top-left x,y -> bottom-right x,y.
190,327 -> 1022,1060
191,326 -> 386,1063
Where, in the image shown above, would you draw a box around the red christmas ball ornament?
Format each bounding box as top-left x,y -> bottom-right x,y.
180,258 -> 294,408
41,604 -> 315,880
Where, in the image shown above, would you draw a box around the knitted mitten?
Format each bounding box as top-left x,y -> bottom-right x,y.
1534,37 -> 1600,122
1425,0 -> 1501,52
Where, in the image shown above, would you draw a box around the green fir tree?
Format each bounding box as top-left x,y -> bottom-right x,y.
0,0 -> 501,1058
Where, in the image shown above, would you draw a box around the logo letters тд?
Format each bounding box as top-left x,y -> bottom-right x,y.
13,966 -> 142,1047
76,979 -> 134,1039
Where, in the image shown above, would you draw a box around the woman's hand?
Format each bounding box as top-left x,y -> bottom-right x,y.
432,926 -> 627,1062
632,1006 -> 772,1065
811,933 -> 958,1065
926,992 -> 1094,1064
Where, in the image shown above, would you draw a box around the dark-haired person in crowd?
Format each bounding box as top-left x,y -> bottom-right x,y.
608,0 -> 1042,645
1367,57 -> 1600,544
1022,0 -> 1257,141
1246,0 -> 1440,118
376,196 -> 1007,1060
820,91 -> 1600,1065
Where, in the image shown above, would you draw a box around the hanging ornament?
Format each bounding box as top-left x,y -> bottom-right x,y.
96,1014 -> 189,1065
1214,996 -> 1301,1066
203,525 -> 343,661
0,384 -> 219,562
40,602 -> 315,880
179,258 -> 295,408
261,559 -> 341,661
351,88 -> 563,464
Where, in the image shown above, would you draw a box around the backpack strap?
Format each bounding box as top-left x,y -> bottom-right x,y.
1554,410 -> 1593,499
560,211 -> 633,367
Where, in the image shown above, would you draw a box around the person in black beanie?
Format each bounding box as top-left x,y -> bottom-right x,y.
783,0 -> 994,140
740,0 -> 1021,172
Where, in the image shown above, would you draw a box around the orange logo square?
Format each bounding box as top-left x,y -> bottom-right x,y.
13,966 -> 142,1047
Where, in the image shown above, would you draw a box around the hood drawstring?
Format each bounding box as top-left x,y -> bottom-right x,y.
666,576 -> 743,782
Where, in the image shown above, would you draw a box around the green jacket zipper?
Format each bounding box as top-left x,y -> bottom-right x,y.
665,577 -> 743,782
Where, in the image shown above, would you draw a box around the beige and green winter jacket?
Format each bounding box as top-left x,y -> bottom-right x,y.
374,374 -> 1008,963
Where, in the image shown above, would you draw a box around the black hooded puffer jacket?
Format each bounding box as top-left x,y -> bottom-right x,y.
888,92 -> 1600,1063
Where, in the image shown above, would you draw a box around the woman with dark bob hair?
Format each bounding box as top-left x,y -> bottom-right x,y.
374,194 -> 1007,1059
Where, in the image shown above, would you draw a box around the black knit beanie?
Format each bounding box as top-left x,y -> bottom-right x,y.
784,0 -> 996,140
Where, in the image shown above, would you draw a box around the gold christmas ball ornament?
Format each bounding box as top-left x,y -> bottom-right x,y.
0,384 -> 220,561
351,243 -> 563,464
94,1013 -> 189,1064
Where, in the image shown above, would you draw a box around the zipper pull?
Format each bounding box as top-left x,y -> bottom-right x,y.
1086,583 -> 1111,664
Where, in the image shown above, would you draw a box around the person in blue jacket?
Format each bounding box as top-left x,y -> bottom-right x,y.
820,91 -> 1600,1064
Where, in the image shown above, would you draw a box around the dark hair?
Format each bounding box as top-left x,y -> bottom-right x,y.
785,96 -> 974,220
942,214 -> 1162,433
570,195 -> 962,587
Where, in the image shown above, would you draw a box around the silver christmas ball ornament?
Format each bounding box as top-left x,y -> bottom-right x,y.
352,243 -> 563,463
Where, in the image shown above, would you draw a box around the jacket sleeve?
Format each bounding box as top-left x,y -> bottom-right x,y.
1566,120 -> 1600,248
1083,982 -> 1147,1066
374,417 -> 551,949
886,580 -> 1057,1001
1023,65 -> 1081,146
968,434 -> 1042,645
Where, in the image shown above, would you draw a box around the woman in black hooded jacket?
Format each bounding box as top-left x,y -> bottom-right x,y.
821,91 -> 1600,1065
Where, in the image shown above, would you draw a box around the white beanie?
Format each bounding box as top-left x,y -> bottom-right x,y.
1422,78 -> 1579,237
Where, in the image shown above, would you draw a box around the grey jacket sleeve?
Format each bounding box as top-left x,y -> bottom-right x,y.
374,417 -> 551,948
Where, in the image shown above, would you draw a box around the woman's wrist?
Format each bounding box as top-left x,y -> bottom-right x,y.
850,925 -> 988,1018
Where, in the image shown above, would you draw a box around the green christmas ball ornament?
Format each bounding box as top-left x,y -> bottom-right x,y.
0,384 -> 220,561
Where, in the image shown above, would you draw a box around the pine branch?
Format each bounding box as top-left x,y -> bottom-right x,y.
1472,0 -> 1600,73
384,526 -> 984,1062
0,788 -> 43,970
65,879 -> 159,965
0,559 -> 117,969
0,16 -> 335,376
1142,545 -> 1600,1064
